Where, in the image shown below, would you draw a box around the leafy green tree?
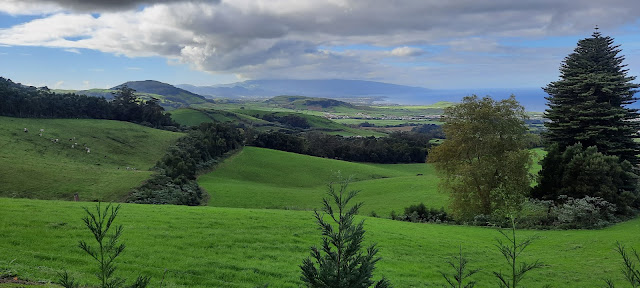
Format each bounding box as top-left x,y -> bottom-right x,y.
300,178 -> 391,288
543,30 -> 640,165
429,95 -> 532,221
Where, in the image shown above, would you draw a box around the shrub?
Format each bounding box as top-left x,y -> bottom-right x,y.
552,196 -> 618,229
396,203 -> 453,223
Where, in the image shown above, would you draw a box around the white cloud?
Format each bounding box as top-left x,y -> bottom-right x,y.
1,0 -> 640,87
390,46 -> 425,57
64,48 -> 80,54
54,80 -> 64,88
126,67 -> 143,70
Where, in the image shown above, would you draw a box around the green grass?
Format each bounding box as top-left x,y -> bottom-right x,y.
200,146 -> 546,216
200,147 -> 446,216
170,108 -> 215,126
0,116 -> 183,201
0,198 -> 638,287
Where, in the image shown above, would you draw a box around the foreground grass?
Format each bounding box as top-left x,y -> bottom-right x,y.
0,198 -> 637,287
199,147 -> 446,216
0,117 -> 182,201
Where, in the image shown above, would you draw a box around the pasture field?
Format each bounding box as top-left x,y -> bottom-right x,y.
170,108 -> 214,126
0,117 -> 182,201
200,147 -> 545,216
0,198 -> 638,287
201,146 -> 450,216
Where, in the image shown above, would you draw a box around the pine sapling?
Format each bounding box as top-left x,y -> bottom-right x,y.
441,245 -> 481,288
493,218 -> 546,288
300,178 -> 391,288
78,203 -> 149,288
604,242 -> 640,288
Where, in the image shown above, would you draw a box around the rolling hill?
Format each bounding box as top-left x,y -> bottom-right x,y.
264,95 -> 355,111
65,80 -> 209,109
0,116 -> 183,201
199,146 -> 445,216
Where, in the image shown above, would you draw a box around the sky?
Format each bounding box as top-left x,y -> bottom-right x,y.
1,0 -> 640,90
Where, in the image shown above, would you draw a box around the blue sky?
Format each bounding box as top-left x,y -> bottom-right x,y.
1,0 -> 640,90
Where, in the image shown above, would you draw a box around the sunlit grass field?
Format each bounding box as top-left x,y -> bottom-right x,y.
200,146 -> 546,217
0,198 -> 637,287
0,116 -> 182,201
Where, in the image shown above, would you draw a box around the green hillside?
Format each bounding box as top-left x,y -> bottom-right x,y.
1,198 -> 637,287
170,108 -> 215,126
0,116 -> 182,201
264,95 -> 355,111
199,147 -> 445,215
235,109 -> 385,136
58,80 -> 210,110
114,80 -> 208,107
170,108 -> 266,127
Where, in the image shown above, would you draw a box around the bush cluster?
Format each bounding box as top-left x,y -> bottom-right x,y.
390,203 -> 453,223
470,196 -> 620,229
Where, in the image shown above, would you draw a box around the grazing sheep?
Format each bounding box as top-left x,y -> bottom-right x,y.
71,144 -> 75,148
38,133 -> 42,137
86,147 -> 90,153
23,128 -> 28,133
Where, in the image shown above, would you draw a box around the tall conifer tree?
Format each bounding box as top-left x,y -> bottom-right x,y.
535,30 -> 640,214
543,29 -> 640,165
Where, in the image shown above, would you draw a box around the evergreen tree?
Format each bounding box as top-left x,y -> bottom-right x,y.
300,179 -> 391,288
536,30 -> 640,214
543,29 -> 640,165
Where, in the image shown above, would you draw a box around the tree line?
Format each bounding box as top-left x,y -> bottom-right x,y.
0,78 -> 175,128
251,130 -> 431,163
128,122 -> 244,205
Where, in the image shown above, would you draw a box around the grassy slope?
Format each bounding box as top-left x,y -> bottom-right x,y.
235,109 -> 386,137
170,108 -> 214,126
0,117 -> 182,201
0,198 -> 637,287
199,147 -> 446,216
